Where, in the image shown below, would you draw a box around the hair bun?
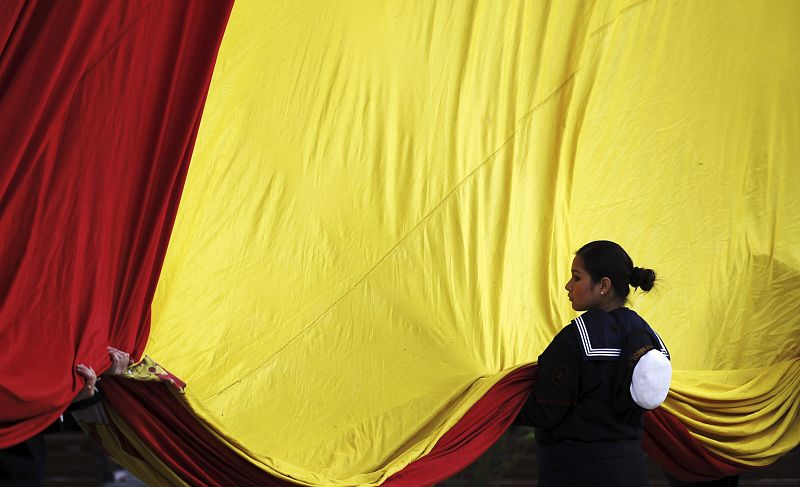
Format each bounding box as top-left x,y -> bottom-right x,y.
631,266 -> 656,292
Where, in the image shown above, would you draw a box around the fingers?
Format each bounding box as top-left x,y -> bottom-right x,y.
107,346 -> 130,360
75,364 -> 97,397
107,346 -> 132,362
76,363 -> 95,379
77,347 -> 134,382
106,347 -> 132,375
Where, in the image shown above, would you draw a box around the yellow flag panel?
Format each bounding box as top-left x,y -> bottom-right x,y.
147,1 -> 799,484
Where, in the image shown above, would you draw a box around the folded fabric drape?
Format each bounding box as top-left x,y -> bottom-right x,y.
0,0 -> 233,447
90,367 -> 541,487
3,0 -> 797,485
94,364 -> 795,484
140,0 -> 798,483
660,361 -> 800,468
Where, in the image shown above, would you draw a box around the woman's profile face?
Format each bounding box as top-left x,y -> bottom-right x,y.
564,255 -> 602,311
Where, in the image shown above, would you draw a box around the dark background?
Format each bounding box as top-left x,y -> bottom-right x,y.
44,429 -> 799,486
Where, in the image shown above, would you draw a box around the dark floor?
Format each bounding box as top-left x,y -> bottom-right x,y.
44,431 -> 799,486
43,433 -> 144,487
441,428 -> 800,487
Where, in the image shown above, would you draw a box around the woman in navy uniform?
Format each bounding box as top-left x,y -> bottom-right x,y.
515,240 -> 671,486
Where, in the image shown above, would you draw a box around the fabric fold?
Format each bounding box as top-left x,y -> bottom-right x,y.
0,0 -> 233,447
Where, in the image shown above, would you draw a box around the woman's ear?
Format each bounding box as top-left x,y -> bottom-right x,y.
600,276 -> 612,295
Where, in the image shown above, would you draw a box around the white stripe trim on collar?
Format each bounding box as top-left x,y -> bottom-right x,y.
652,330 -> 670,358
574,315 -> 670,358
575,315 -> 621,357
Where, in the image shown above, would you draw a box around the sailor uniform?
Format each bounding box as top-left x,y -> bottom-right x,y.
515,307 -> 670,487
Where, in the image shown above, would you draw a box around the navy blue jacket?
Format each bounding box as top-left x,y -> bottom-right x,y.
515,307 -> 669,472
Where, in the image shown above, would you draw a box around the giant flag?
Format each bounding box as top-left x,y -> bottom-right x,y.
2,1 -> 798,485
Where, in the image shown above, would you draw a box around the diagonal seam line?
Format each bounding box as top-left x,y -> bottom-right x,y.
204,72 -> 582,401
302,71 -> 581,331
588,0 -> 654,38
203,0 -> 660,400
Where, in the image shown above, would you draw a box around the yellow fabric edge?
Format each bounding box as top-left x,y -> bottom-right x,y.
179,366 -> 522,486
662,359 -> 800,467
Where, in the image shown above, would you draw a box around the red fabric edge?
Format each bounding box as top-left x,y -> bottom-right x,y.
102,378 -> 286,487
643,407 -> 751,482
0,0 -> 233,447
383,365 -> 538,486
104,364 -> 754,485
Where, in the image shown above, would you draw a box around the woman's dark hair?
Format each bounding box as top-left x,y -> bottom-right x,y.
576,241 -> 656,299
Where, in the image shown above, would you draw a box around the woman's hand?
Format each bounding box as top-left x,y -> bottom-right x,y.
74,364 -> 97,402
106,346 -> 132,376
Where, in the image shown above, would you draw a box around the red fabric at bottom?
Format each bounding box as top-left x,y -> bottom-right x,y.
100,368 -> 537,487
102,378 -> 288,487
383,366 -> 538,486
102,364 -> 751,485
643,407 -> 750,482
